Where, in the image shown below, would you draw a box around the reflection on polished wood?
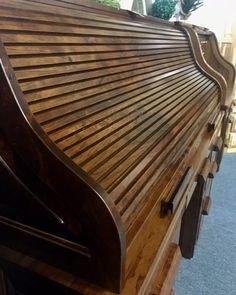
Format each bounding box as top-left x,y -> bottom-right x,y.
0,0 -> 234,294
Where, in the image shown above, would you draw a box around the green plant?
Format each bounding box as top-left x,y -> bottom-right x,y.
95,0 -> 120,9
182,0 -> 203,15
150,0 -> 176,20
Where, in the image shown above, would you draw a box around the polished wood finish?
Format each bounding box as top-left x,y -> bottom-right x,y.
0,0 -> 234,294
176,22 -> 227,105
0,30 -> 125,293
182,23 -> 235,105
151,244 -> 181,295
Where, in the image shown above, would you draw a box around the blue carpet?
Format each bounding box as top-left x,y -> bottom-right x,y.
175,153 -> 236,295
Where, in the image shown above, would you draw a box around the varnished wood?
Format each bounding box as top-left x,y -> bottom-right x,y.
151,244 -> 181,295
0,44 -> 125,292
0,0 -> 234,294
182,23 -> 235,105
176,22 -> 227,105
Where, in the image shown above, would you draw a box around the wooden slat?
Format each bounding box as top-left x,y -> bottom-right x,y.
40,65 -> 195,135
0,6 -> 182,35
67,73 -> 206,162
57,70 -> 201,152
12,52 -> 191,81
80,81 -> 215,177
122,94 -> 218,228
0,25 -> 186,40
6,44 -> 189,56
54,85 -> 216,222
0,0 -> 183,35
20,57 -> 192,93
27,61 -> 193,115
31,62 -> 194,122
10,49 -> 191,68
115,92 -> 218,218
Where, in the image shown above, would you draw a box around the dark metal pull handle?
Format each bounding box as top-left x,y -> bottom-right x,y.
207,113 -> 218,132
207,112 -> 223,132
161,167 -> 193,217
213,136 -> 223,152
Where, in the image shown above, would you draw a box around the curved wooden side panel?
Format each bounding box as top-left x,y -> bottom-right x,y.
176,22 -> 227,105
199,33 -> 231,85
181,23 -> 235,106
0,42 -> 125,292
193,26 -> 235,85
204,32 -> 235,101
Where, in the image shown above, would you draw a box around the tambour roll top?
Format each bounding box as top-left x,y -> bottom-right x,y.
0,0 -> 234,294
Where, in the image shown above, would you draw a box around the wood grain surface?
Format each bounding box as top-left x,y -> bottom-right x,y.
0,0 -> 234,294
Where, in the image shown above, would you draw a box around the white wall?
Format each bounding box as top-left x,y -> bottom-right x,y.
120,0 -> 147,15
120,0 -> 133,10
188,0 -> 236,40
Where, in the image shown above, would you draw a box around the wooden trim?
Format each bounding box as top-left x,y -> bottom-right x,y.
209,33 -> 235,97
182,23 -> 235,105
0,216 -> 90,256
150,244 -> 181,295
176,22 -> 227,105
0,42 -> 125,292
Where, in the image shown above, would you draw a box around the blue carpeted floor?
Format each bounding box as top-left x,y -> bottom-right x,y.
175,153 -> 236,295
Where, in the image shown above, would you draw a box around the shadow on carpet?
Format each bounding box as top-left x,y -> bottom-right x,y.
175,153 -> 236,295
